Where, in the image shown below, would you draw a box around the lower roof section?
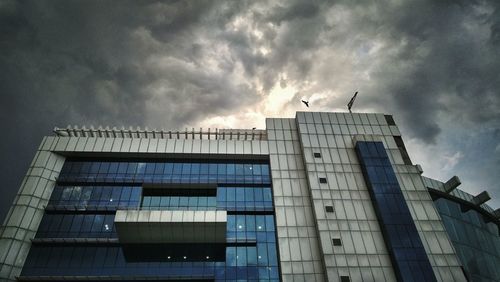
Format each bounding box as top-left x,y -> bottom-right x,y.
423,176 -> 500,227
114,210 -> 227,244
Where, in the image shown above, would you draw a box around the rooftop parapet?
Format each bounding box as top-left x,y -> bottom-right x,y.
54,126 -> 267,140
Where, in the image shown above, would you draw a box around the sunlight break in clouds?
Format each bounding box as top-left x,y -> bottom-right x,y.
199,79 -> 299,129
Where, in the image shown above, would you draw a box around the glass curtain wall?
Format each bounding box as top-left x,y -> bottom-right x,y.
21,159 -> 280,281
434,197 -> 500,282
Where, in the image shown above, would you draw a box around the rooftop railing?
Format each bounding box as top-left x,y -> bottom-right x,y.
53,126 -> 267,140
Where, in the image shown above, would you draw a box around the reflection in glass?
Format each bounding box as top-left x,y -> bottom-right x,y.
434,197 -> 500,281
26,159 -> 279,281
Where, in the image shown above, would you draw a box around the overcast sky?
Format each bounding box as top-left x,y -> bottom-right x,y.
1,0 -> 499,222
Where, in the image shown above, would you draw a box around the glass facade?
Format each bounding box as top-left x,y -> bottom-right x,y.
57,161 -> 271,185
355,141 -> 437,282
20,159 -> 280,281
434,197 -> 500,282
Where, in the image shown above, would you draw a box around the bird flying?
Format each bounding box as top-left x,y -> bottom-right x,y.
347,91 -> 358,113
301,100 -> 309,107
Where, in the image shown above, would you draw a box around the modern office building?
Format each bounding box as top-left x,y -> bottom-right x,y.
424,177 -> 500,282
0,111 -> 499,281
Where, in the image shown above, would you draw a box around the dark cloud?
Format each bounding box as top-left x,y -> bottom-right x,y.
0,0 -> 258,220
373,0 -> 500,142
272,2 -> 320,24
1,0 -> 500,221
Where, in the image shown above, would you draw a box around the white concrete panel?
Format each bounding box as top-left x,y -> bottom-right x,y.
83,137 -> 97,152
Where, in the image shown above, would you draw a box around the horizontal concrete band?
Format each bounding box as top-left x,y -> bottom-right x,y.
114,210 -> 227,244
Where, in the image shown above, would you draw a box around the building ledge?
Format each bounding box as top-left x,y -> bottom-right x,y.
53,126 -> 266,140
31,238 -> 119,244
114,210 -> 227,243
17,275 -> 214,281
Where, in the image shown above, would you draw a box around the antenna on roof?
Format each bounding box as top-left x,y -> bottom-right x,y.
347,91 -> 358,113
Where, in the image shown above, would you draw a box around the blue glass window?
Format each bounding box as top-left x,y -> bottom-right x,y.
36,214 -> 116,238
23,159 -> 279,281
434,197 -> 500,281
356,141 -> 436,282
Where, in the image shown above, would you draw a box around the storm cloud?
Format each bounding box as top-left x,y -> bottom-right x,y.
1,0 -> 499,220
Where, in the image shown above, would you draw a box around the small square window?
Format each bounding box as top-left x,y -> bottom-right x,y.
340,276 -> 350,282
313,152 -> 321,158
325,206 -> 334,213
332,238 -> 342,246
319,178 -> 327,184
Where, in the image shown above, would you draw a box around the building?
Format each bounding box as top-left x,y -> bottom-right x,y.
424,177 -> 500,281
0,111 -> 499,282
